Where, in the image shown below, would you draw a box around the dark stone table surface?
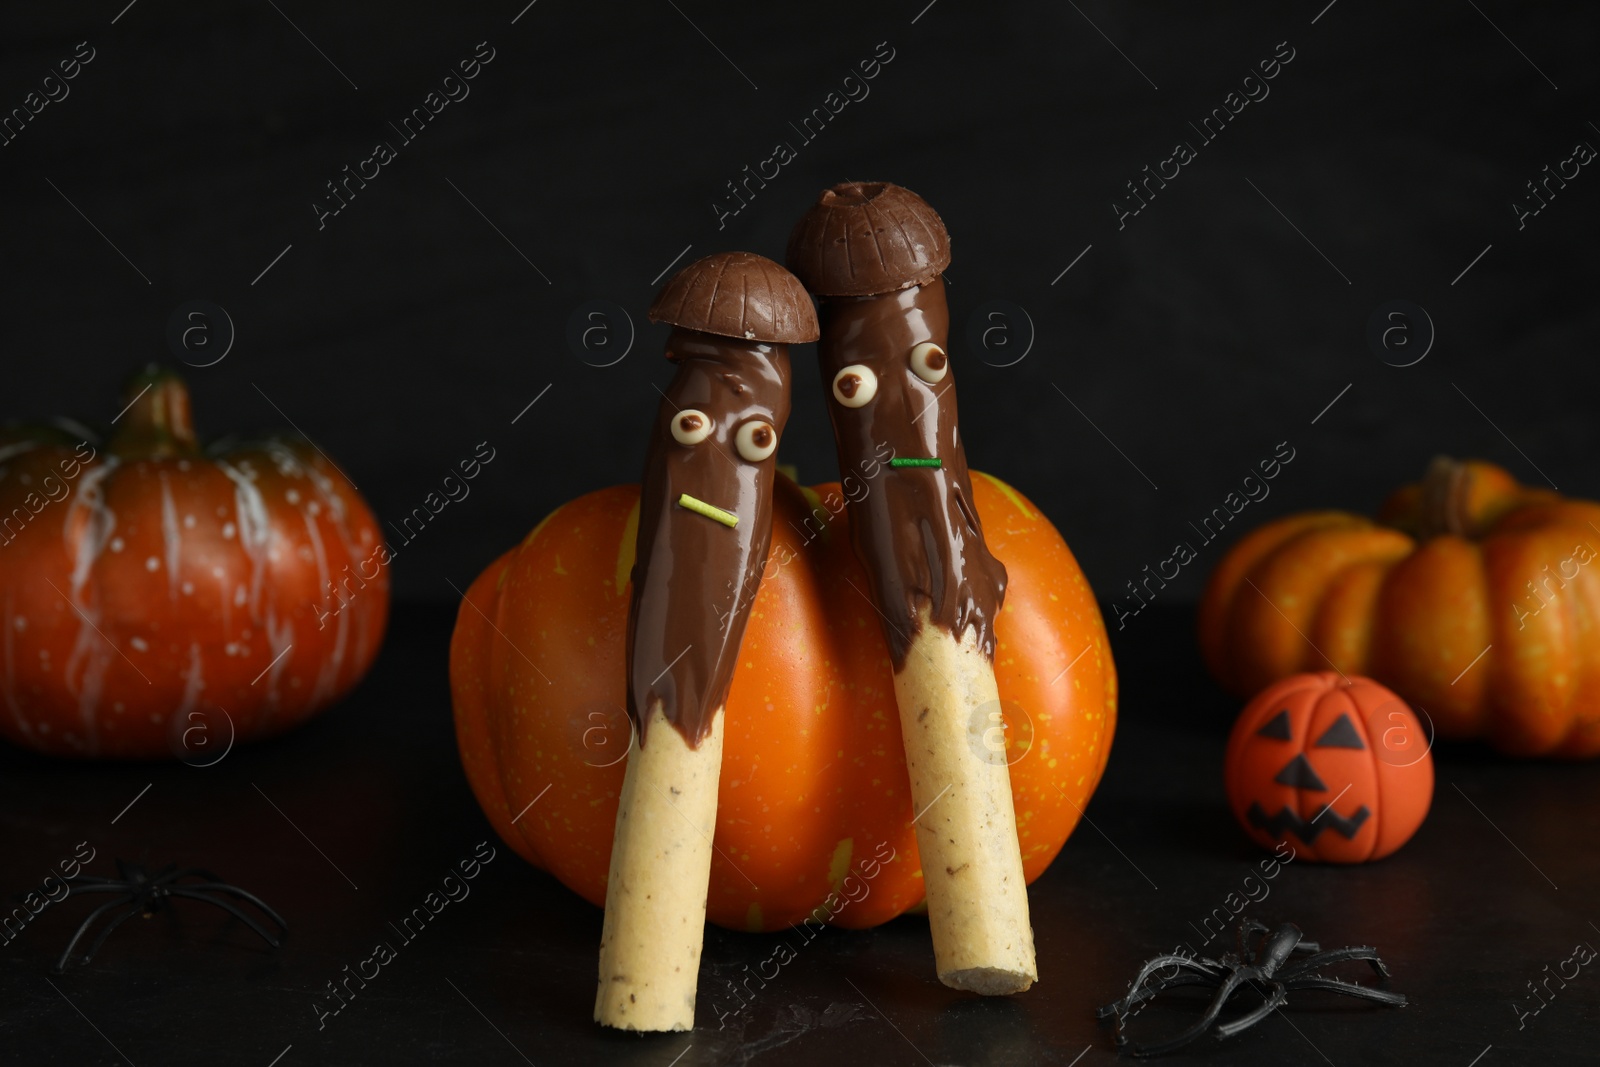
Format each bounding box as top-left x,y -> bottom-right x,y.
2,603 -> 1596,1066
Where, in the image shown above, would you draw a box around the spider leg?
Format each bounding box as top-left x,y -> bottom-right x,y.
52,895 -> 135,973
1130,970 -> 1252,1057
1281,946 -> 1389,980
80,903 -> 149,966
1282,975 -> 1407,1007
1098,956 -> 1225,1019
166,888 -> 285,948
61,884 -> 143,897
171,883 -> 288,933
1214,980 -> 1289,1039
1105,972 -> 1223,1017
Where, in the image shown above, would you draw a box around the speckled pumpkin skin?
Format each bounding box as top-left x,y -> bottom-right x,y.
0,401 -> 388,759
450,471 -> 1116,932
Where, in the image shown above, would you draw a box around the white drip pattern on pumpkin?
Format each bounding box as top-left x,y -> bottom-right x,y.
301,505 -> 345,709
62,458 -> 120,752
160,471 -> 183,600
175,641 -> 204,726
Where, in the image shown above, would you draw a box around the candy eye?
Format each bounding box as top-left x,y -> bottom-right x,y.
735,420 -> 778,463
671,409 -> 714,446
910,342 -> 948,384
831,364 -> 878,408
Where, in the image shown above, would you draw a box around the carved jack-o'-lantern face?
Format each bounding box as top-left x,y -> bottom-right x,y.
1225,672 -> 1434,863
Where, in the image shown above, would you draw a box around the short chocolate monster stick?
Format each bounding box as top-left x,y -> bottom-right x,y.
595,251 -> 815,1032
789,182 -> 1036,995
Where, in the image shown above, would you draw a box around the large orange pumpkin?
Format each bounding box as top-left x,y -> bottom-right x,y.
1201,457 -> 1600,758
0,368 -> 389,759
450,472 -> 1116,932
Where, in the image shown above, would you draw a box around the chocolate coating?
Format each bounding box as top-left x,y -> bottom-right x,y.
786,182 -> 952,297
627,327 -> 792,747
648,251 -> 819,345
813,275 -> 1007,669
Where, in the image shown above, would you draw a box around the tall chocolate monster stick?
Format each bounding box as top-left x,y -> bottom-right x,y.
788,183 -> 1036,995
595,252 -> 816,1031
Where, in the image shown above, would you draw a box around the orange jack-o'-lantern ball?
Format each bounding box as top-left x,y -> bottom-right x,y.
1225,672 -> 1433,863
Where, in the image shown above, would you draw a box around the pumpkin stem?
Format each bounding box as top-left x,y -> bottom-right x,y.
108,365 -> 199,458
1416,455 -> 1470,540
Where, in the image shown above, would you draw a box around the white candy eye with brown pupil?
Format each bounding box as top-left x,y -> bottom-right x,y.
832,364 -> 878,408
735,420 -> 778,462
671,409 -> 714,446
910,342 -> 948,384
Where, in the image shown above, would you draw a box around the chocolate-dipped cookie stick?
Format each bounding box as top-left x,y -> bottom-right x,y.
595,252 -> 815,1031
788,183 -> 1036,995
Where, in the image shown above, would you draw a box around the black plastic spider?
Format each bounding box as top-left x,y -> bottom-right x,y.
50,859 -> 287,973
1097,919 -> 1406,1056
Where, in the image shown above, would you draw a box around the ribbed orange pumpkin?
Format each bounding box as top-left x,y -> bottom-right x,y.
450,471 -> 1117,932
1201,458 -> 1600,757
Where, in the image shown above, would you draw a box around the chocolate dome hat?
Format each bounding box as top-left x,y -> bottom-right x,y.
786,181 -> 952,298
648,251 -> 819,345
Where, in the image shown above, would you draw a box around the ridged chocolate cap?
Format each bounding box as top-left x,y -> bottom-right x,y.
648,251 -> 819,345
786,182 -> 952,297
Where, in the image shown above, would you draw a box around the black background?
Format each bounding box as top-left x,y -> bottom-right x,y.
4,0 -> 1596,609
4,2 -> 1600,1065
